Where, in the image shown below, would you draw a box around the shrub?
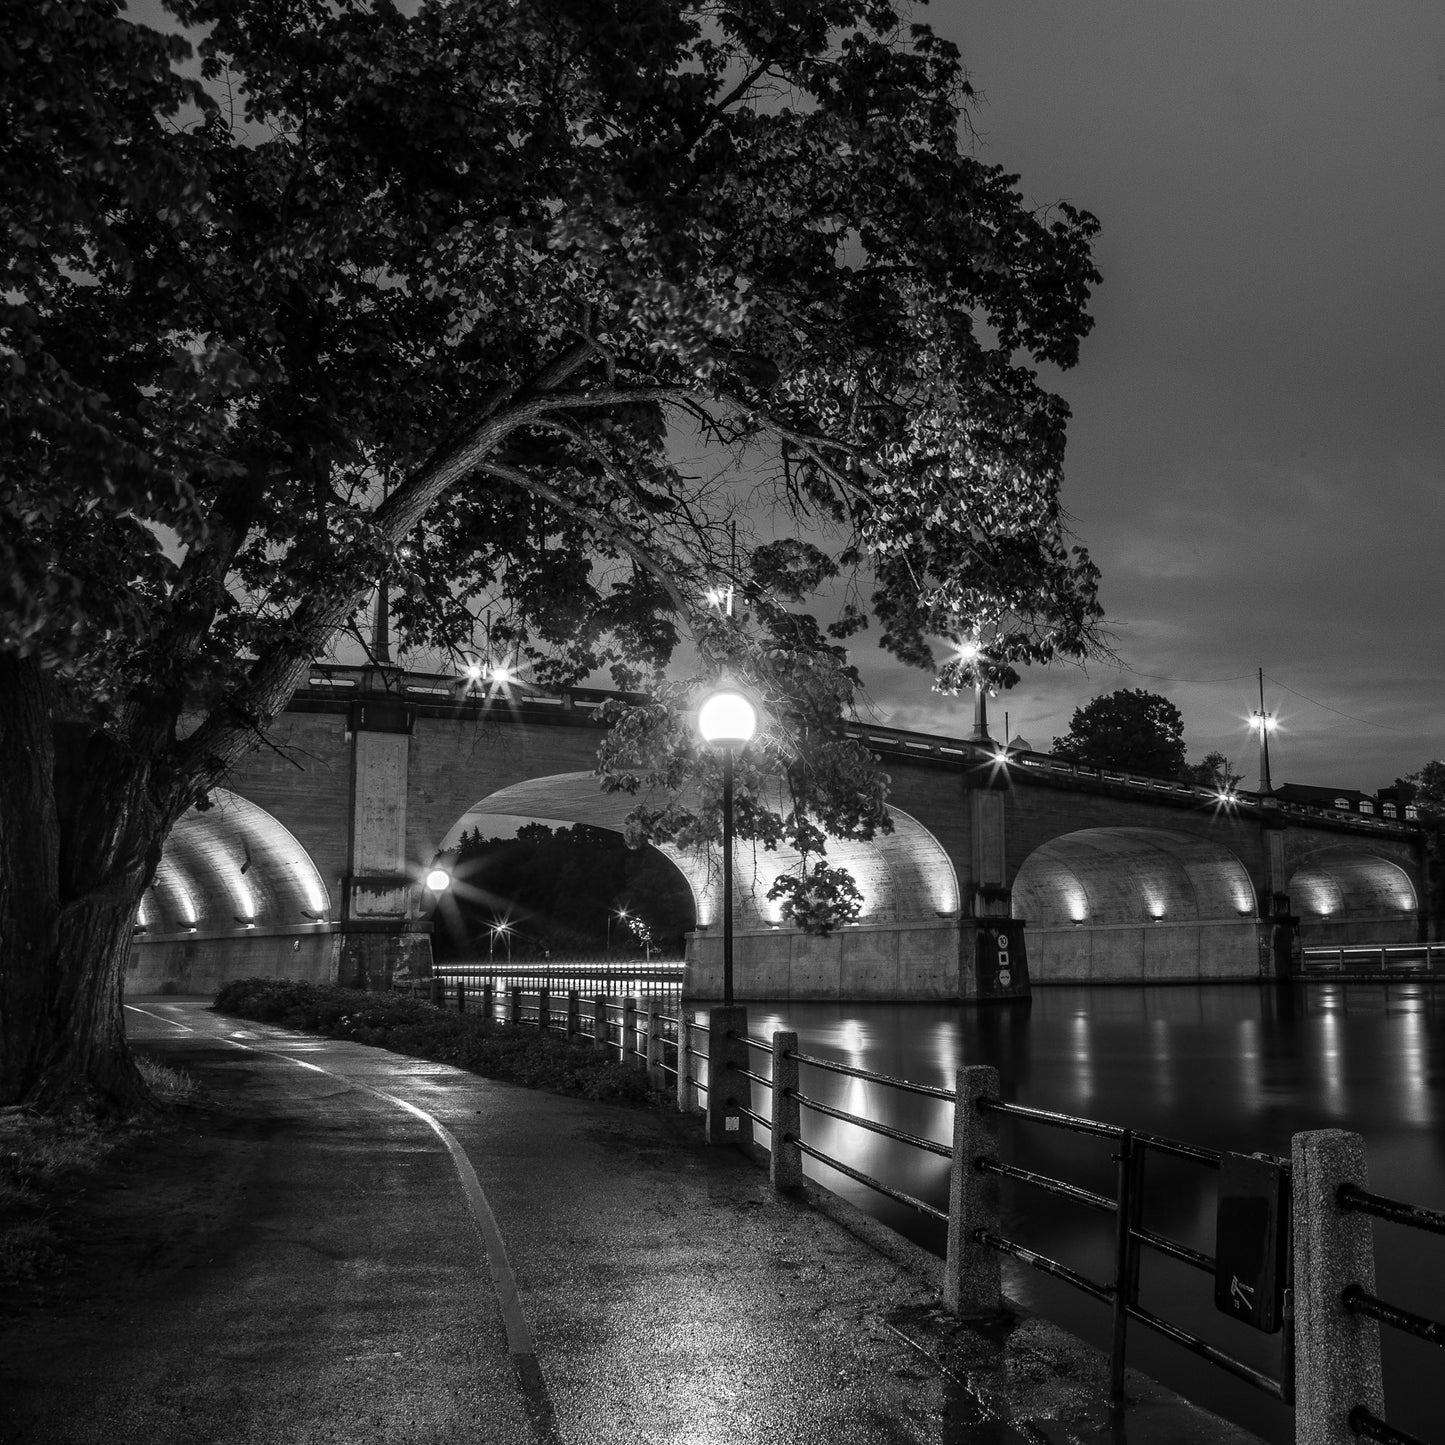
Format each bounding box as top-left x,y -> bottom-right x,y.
213,979 -> 662,1108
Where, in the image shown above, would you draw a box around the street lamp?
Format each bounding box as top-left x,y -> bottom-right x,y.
955,639 -> 992,742
608,908 -> 629,952
489,921 -> 512,963
697,688 -> 758,1004
424,867 -> 452,893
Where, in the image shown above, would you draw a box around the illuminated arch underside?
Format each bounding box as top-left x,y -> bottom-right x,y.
444,772 -> 959,930
143,788 -> 329,933
1288,848 -> 1416,921
1013,827 -> 1256,926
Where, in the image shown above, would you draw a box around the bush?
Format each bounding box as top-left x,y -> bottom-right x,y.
213,979 -> 661,1108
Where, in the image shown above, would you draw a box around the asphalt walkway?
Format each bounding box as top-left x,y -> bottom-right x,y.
0,999 -> 1263,1445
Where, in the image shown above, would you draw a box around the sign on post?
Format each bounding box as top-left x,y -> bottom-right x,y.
1214,1151 -> 1288,1333
974,920 -> 1030,999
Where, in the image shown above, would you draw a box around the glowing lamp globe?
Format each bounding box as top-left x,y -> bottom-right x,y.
698,691 -> 757,748
424,868 -> 452,892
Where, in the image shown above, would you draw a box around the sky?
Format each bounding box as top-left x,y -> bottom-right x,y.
845,2 -> 1445,792
130,0 -> 1442,793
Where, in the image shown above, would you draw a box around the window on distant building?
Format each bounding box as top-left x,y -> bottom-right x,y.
1383,803 -> 1397,819
1334,797 -> 1351,810
1360,799 -> 1374,815
1406,804 -> 1419,820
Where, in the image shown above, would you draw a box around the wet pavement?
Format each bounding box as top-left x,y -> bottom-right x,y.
0,999 -> 1263,1444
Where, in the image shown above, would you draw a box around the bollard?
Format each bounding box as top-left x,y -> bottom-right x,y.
645,1000 -> 666,1091
566,990 -> 580,1041
770,1030 -> 803,1191
1292,1129 -> 1385,1445
676,1013 -> 694,1112
507,985 -> 521,1026
704,1005 -> 750,1147
592,994 -> 609,1055
943,1065 -> 1003,1316
430,974 -> 443,1006
537,988 -> 550,1036
622,997 -> 638,1068
481,981 -> 494,1023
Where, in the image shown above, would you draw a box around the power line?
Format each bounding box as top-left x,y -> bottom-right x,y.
1115,662 -> 1255,685
1262,672 -> 1406,733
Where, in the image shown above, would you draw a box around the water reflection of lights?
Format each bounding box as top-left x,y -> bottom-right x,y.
1237,1017 -> 1260,1106
1318,1007 -> 1344,1115
1149,1017 -> 1175,1111
1071,1012 -> 1093,1103
1399,1005 -> 1430,1127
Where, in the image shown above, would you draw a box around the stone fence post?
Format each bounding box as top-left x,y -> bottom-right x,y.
944,1064 -> 1002,1316
592,994 -> 609,1056
1292,1129 -> 1385,1445
704,1005 -> 750,1146
622,996 -> 638,1068
645,1001 -> 666,1090
770,1030 -> 803,1191
676,1011 -> 694,1112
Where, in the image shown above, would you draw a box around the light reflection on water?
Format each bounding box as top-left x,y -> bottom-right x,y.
736,984 -> 1445,1445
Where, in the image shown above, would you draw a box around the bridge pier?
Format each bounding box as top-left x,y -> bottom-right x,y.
961,768 -> 1031,1002
337,677 -> 434,990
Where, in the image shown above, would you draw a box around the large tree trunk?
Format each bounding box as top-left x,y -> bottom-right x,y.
0,655 -> 172,1115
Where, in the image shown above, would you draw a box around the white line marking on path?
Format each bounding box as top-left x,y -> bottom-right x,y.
123,1005 -> 194,1032
210,1028 -> 560,1440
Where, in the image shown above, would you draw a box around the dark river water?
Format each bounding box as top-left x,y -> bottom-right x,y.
728,983 -> 1445,1445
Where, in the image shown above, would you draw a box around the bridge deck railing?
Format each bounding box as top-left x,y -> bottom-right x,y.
296,665 -> 1418,837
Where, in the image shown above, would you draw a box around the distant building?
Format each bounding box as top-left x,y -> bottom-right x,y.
1275,782 -> 1417,822
1376,781 -> 1421,823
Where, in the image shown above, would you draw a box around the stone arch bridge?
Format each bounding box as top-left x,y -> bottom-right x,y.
129,665 -> 1430,1001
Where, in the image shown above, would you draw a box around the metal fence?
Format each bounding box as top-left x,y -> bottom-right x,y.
1335,1185 -> 1445,1445
697,1027 -> 1291,1408
1299,944 -> 1445,979
383,984 -> 1443,1444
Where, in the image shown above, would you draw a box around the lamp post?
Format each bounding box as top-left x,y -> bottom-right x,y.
1252,669 -> 1277,794
698,688 -> 758,1004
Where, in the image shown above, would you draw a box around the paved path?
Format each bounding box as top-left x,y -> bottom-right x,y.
1,999 -> 1263,1445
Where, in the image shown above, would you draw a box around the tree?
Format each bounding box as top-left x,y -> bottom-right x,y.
1403,763 -> 1445,927
1182,750 -> 1243,791
2,0 -> 1102,1112
1051,689 -> 1186,779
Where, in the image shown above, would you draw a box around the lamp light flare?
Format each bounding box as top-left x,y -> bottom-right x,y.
425,868 -> 452,892
697,690 -> 757,747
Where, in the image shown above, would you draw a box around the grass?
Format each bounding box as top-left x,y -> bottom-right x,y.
0,1059 -> 198,1284
212,977 -> 666,1108
0,1110 -> 117,1282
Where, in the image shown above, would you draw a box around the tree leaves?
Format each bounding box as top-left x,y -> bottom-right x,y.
5,0 -> 1105,920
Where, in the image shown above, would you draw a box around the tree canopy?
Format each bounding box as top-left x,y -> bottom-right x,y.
1051,689 -> 1187,779
2,0 -> 1103,1110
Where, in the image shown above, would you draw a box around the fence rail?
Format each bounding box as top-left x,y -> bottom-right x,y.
385,982 -> 1443,1445
1299,944 -> 1445,977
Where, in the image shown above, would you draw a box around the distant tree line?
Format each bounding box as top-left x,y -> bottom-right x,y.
428,824 -> 695,962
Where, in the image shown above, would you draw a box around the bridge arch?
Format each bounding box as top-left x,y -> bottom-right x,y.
1287,846 -> 1418,944
442,772 -> 960,933
1013,827 -> 1260,982
142,788 -> 330,933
